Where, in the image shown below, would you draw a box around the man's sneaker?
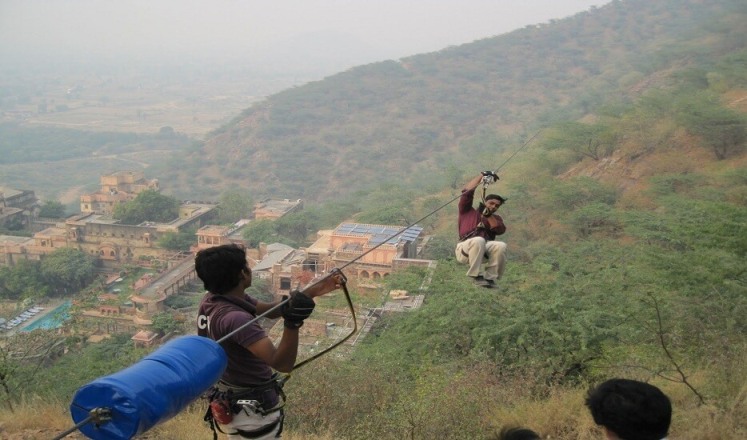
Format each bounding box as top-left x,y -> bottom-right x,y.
470,275 -> 492,288
484,279 -> 497,288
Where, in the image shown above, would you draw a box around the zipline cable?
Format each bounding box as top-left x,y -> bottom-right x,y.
53,130 -> 541,440
335,129 -> 542,271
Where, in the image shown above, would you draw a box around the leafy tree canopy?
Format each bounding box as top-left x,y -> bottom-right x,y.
151,312 -> 181,335
38,200 -> 66,218
0,260 -> 49,301
40,248 -> 97,295
157,228 -> 196,251
242,219 -> 279,248
112,189 -> 179,225
217,189 -> 253,224
675,90 -> 747,160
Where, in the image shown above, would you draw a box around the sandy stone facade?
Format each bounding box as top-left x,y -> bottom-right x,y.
0,202 -> 217,268
80,171 -> 159,215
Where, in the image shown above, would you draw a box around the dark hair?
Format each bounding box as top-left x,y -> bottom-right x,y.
585,378 -> 671,440
485,194 -> 507,203
194,244 -> 248,295
493,426 -> 540,440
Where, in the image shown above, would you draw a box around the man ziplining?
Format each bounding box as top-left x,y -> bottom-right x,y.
455,171 -> 508,289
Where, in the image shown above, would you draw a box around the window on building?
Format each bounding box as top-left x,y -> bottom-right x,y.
280,278 -> 291,290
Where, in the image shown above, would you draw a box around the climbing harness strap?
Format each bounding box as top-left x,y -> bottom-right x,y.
204,376 -> 287,439
204,407 -> 284,440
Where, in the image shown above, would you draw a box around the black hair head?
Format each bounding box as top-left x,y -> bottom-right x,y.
585,378 -> 671,440
194,244 -> 248,295
485,194 -> 507,203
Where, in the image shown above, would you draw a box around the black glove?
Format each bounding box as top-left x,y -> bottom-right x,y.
281,290 -> 315,329
481,171 -> 499,183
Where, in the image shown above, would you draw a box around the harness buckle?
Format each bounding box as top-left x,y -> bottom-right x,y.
236,399 -> 262,413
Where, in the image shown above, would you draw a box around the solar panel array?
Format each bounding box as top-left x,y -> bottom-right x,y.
335,223 -> 423,245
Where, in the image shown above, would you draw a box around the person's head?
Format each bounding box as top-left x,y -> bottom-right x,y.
493,426 -> 540,440
194,244 -> 251,295
585,378 -> 671,440
481,194 -> 507,215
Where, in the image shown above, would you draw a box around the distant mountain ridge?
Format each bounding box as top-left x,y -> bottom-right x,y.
175,0 -> 745,203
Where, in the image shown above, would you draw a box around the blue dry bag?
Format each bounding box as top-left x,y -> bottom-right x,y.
70,335 -> 227,440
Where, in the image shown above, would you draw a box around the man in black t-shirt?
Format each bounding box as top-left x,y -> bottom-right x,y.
196,244 -> 343,439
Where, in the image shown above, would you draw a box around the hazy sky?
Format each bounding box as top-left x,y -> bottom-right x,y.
1,0 -> 609,72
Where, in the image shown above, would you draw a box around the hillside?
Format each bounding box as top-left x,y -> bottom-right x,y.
169,0 -> 747,203
1,0 -> 746,439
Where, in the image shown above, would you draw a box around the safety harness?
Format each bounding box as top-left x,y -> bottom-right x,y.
204,270 -> 356,439
203,375 -> 287,440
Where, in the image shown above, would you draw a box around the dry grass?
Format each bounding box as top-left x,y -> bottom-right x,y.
0,397 -> 88,440
3,361 -> 746,439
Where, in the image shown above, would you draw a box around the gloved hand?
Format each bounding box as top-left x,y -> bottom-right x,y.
281,290 -> 315,329
481,171 -> 499,184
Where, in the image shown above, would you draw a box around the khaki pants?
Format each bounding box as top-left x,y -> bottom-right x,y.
455,237 -> 507,280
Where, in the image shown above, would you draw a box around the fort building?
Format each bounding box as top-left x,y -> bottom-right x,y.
80,171 -> 159,215
0,201 -> 217,268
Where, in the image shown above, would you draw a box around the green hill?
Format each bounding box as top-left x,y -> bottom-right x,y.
165,0 -> 747,204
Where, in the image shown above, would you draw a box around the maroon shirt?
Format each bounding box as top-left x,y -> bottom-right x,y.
197,293 -> 274,388
457,188 -> 506,241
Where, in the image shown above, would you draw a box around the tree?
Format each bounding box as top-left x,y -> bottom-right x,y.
112,189 -> 179,225
38,200 -> 66,218
568,203 -> 621,237
542,121 -> 619,160
242,219 -> 278,248
676,91 -> 746,160
158,126 -> 175,138
0,260 -> 49,301
40,248 -> 96,295
543,176 -> 618,211
217,189 -> 253,224
275,211 -> 322,245
0,332 -> 65,412
151,312 -> 180,335
419,233 -> 456,260
157,229 -> 196,251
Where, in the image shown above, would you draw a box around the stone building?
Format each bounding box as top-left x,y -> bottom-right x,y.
0,187 -> 38,230
194,220 -> 249,251
0,201 -> 217,268
252,243 -> 309,295
80,171 -> 159,215
314,222 -> 429,284
253,198 -> 303,220
248,222 -> 431,296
